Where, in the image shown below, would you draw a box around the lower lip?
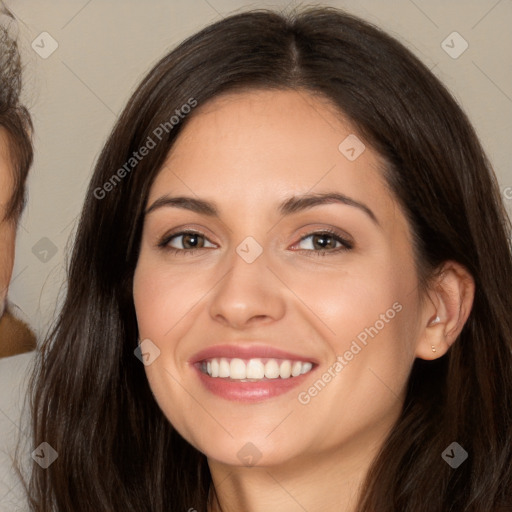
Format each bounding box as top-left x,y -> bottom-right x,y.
192,364 -> 316,402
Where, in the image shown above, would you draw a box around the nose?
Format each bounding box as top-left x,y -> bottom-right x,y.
208,248 -> 286,330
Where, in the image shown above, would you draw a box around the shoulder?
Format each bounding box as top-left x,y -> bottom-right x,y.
0,309 -> 37,358
0,350 -> 35,411
0,351 -> 36,511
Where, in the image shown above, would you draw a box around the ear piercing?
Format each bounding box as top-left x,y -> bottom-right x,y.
429,316 -> 440,353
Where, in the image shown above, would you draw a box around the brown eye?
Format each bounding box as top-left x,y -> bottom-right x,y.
295,231 -> 353,252
162,231 -> 215,251
311,233 -> 337,250
181,233 -> 204,249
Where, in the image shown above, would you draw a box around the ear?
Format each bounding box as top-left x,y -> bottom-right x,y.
415,261 -> 475,360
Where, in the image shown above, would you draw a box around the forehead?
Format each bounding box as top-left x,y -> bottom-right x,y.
148,89 -> 396,225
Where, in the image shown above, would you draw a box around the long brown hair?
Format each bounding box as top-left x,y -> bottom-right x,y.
25,7 -> 512,511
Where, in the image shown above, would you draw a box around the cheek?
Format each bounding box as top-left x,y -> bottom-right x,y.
289,251 -> 414,343
289,265 -> 418,439
133,256 -> 205,338
287,249 -> 419,393
0,222 -> 15,297
132,257 -> 202,435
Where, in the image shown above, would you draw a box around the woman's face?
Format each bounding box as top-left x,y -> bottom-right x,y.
133,90 -> 427,468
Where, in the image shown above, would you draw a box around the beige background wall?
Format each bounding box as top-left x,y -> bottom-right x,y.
6,0 -> 512,339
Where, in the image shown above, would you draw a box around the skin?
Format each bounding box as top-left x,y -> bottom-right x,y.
0,128 -> 16,317
133,90 -> 474,512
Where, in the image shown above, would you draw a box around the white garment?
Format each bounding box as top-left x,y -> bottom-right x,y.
0,352 -> 35,511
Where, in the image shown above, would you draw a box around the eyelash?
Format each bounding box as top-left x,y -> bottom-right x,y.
158,228 -> 353,257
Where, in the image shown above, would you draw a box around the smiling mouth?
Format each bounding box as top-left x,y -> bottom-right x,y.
198,357 -> 315,381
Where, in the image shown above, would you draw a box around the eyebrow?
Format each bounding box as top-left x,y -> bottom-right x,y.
145,192 -> 379,226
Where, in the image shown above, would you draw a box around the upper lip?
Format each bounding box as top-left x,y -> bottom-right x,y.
189,344 -> 318,365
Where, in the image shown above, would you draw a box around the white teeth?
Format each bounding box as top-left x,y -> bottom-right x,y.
279,360 -> 291,379
219,358 -> 230,378
264,360 -> 280,379
211,358 -> 219,377
230,358 -> 246,379
246,359 -> 265,379
301,362 -> 313,374
201,357 -> 314,380
291,361 -> 302,377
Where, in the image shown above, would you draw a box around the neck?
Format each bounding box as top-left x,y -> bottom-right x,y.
206,419 -> 394,512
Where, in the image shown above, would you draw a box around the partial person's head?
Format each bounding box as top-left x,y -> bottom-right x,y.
30,7 -> 511,511
0,6 -> 33,316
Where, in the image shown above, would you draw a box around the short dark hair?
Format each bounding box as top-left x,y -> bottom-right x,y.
0,4 -> 33,223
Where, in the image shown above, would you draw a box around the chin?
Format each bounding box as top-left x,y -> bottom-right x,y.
192,432 -> 300,469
